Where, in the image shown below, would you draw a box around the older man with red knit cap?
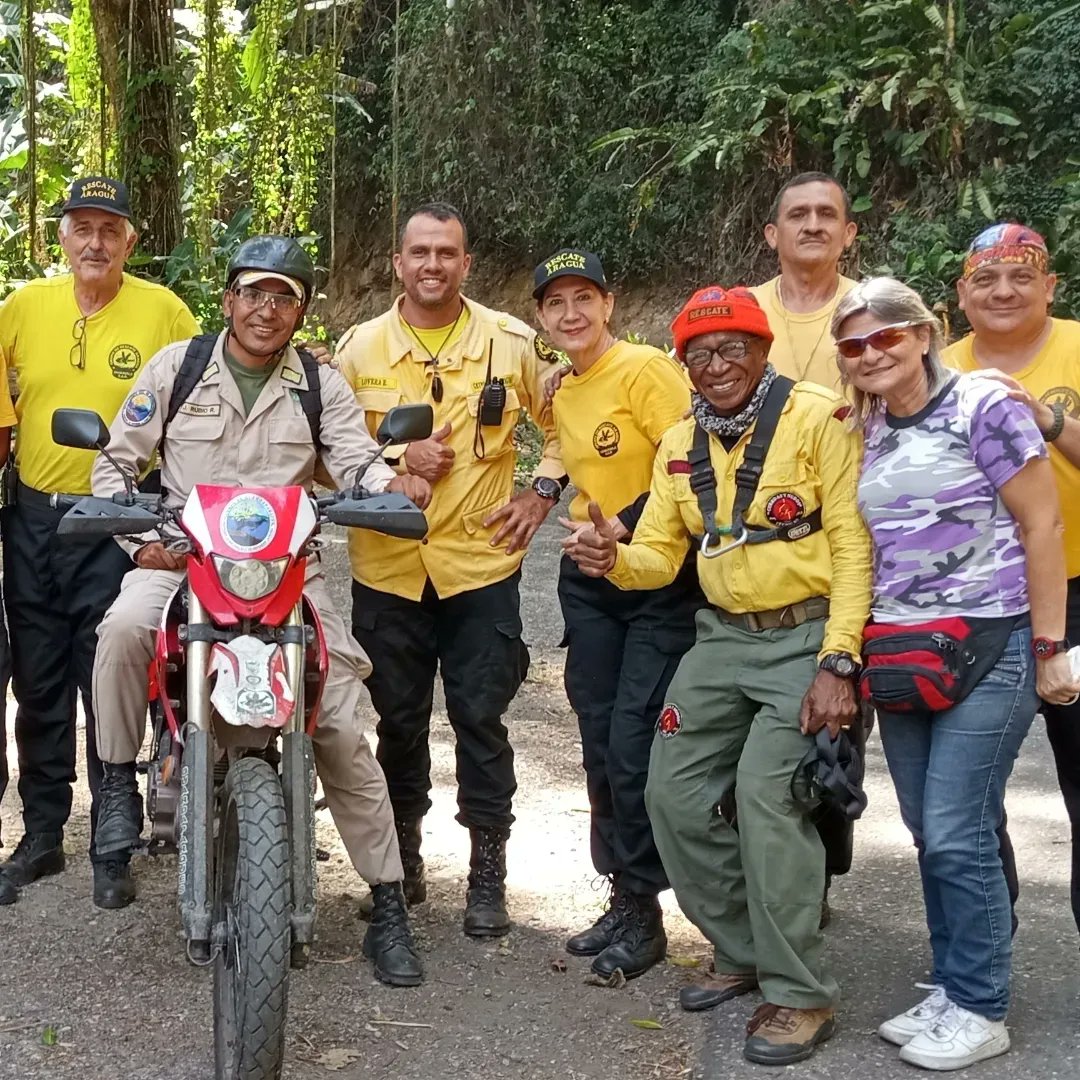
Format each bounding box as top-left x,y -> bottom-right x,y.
564,286 -> 870,1066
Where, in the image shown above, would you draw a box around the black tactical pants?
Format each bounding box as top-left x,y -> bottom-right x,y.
352,571 -> 528,831
558,554 -> 703,896
0,575 -> 10,846
1000,575 -> 1080,940
2,485 -> 132,859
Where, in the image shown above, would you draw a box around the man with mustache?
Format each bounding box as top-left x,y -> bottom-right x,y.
0,177 -> 200,908
334,202 -> 564,937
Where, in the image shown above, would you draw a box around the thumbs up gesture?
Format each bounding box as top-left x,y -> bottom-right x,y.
404,421 -> 456,482
558,500 -> 619,577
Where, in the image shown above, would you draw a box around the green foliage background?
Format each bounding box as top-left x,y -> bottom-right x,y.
2,0 -> 1079,327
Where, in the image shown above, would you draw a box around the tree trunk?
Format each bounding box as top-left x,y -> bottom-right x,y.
88,0 -> 183,258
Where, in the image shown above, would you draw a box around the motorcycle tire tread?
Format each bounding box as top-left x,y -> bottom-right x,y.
213,757 -> 291,1080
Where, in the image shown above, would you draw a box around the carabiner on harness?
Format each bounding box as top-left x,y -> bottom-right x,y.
700,524 -> 748,559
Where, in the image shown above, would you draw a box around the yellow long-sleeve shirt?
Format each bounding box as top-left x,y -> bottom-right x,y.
609,382 -> 871,661
336,295 -> 563,600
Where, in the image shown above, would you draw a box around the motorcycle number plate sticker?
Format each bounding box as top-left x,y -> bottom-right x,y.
220,493 -> 277,554
209,636 -> 295,729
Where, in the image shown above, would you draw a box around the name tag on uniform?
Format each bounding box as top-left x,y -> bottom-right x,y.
280,367 -> 302,385
357,376 -> 398,390
178,402 -> 221,417
470,374 -> 515,393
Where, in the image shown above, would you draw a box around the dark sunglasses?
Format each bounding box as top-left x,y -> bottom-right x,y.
835,321 -> 915,360
69,316 -> 88,370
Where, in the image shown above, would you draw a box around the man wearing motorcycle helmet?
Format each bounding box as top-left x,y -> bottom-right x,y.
87,236 -> 433,987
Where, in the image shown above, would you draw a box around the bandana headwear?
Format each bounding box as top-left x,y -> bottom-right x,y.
670,285 -> 773,360
962,223 -> 1049,279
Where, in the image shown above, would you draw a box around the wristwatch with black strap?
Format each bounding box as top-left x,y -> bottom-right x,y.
532,476 -> 562,503
818,652 -> 861,680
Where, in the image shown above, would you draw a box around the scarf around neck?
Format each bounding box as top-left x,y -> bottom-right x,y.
691,364 -> 778,439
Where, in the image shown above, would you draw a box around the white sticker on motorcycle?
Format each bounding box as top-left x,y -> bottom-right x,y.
209,637 -> 295,729
220,493 -> 277,554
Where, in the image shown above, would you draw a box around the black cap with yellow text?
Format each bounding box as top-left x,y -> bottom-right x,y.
61,176 -> 132,220
533,249 -> 608,300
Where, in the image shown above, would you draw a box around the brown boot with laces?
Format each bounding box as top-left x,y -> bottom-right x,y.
743,1002 -> 835,1065
679,966 -> 758,1012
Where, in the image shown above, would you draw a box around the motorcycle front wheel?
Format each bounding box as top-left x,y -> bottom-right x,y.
213,756 -> 291,1080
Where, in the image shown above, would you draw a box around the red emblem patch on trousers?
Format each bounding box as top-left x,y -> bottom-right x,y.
765,492 -> 805,524
657,704 -> 682,738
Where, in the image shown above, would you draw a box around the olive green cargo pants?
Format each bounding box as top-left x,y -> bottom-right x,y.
645,609 -> 838,1009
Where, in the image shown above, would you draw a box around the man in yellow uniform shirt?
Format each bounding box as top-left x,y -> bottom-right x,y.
335,203 -> 563,937
750,172 -> 858,393
945,223 -> 1080,946
565,287 -> 870,1065
0,177 -> 199,909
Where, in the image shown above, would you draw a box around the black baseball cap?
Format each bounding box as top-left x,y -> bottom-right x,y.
533,248 -> 608,300
61,176 -> 132,219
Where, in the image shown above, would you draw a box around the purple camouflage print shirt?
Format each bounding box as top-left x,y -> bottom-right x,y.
858,373 -> 1047,624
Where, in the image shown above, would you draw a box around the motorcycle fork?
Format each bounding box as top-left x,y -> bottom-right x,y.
178,586 -> 215,960
281,601 -> 316,968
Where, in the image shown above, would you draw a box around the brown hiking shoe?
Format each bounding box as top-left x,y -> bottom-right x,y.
679,968 -> 758,1012
743,1003 -> 836,1065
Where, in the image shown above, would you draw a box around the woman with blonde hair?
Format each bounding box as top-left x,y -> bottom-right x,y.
833,276 -> 1078,1070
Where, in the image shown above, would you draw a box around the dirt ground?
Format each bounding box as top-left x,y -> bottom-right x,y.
1,515 -> 1078,1080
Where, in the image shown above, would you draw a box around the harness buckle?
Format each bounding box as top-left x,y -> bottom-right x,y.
700,525 -> 748,560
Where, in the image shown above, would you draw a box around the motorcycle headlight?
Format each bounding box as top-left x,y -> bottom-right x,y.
212,556 -> 290,601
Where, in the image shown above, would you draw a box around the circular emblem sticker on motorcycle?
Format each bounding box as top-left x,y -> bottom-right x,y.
220,493 -> 277,554
765,492 -> 805,525
121,389 -> 156,427
657,704 -> 682,739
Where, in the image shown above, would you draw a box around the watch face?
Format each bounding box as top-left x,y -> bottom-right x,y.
834,656 -> 857,677
534,478 -> 560,500
1034,638 -> 1054,658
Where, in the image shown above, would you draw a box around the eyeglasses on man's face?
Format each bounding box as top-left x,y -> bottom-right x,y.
684,339 -> 754,370
232,285 -> 303,313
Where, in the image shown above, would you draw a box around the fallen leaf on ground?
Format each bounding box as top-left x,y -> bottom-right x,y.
550,957 -> 567,973
41,1026 -> 58,1047
313,1048 -> 361,1070
630,1019 -> 664,1030
667,955 -> 701,968
584,967 -> 626,989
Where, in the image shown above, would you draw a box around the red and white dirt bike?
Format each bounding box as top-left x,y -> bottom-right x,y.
51,403 -> 432,1080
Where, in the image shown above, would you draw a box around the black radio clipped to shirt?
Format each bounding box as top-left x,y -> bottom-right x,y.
478,342 -> 506,427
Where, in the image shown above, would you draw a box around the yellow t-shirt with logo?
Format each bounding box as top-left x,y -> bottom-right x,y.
944,318 -> 1080,579
552,340 -> 690,522
750,275 -> 856,392
0,273 -> 200,493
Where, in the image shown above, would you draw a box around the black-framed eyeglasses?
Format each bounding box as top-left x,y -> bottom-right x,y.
69,316 -> 88,370
232,285 -> 303,313
684,340 -> 753,369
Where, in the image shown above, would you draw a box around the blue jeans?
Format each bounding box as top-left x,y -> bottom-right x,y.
878,626 -> 1037,1019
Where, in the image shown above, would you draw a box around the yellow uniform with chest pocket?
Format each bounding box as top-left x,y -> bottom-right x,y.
0,273 -> 200,493
336,296 -> 563,600
608,383 -> 870,661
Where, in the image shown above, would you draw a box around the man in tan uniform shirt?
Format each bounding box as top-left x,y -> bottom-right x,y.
87,237 -> 431,987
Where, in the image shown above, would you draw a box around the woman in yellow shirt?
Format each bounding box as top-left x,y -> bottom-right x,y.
534,249 -> 703,981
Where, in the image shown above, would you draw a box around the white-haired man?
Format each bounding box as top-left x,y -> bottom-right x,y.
0,176 -> 199,909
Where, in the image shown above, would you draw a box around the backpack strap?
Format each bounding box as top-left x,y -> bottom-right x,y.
687,422 -> 722,545
164,336 -> 323,453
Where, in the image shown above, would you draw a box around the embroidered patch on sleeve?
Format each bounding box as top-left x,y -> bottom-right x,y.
667,460 -> 692,475
121,389 -> 156,427
657,704 -> 682,738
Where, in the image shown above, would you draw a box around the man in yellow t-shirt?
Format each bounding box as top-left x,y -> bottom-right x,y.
0,177 -> 199,910
944,222 -> 1080,944
0,346 -> 17,875
750,172 -> 858,393
335,202 -> 563,938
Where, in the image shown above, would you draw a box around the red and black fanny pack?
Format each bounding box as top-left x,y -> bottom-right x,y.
859,614 -> 1022,714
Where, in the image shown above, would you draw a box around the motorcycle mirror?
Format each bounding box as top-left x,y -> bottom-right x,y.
52,408 -> 110,451
376,403 -> 433,445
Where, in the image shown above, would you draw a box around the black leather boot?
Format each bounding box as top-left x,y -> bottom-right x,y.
0,831 -> 65,891
463,826 -> 510,938
93,855 -> 136,910
396,818 -> 427,907
362,882 -> 424,987
566,877 -> 623,956
95,762 -> 143,857
590,891 -> 666,980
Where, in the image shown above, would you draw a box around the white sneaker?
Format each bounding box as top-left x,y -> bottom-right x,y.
878,984 -> 950,1045
898,1002 -> 1010,1070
